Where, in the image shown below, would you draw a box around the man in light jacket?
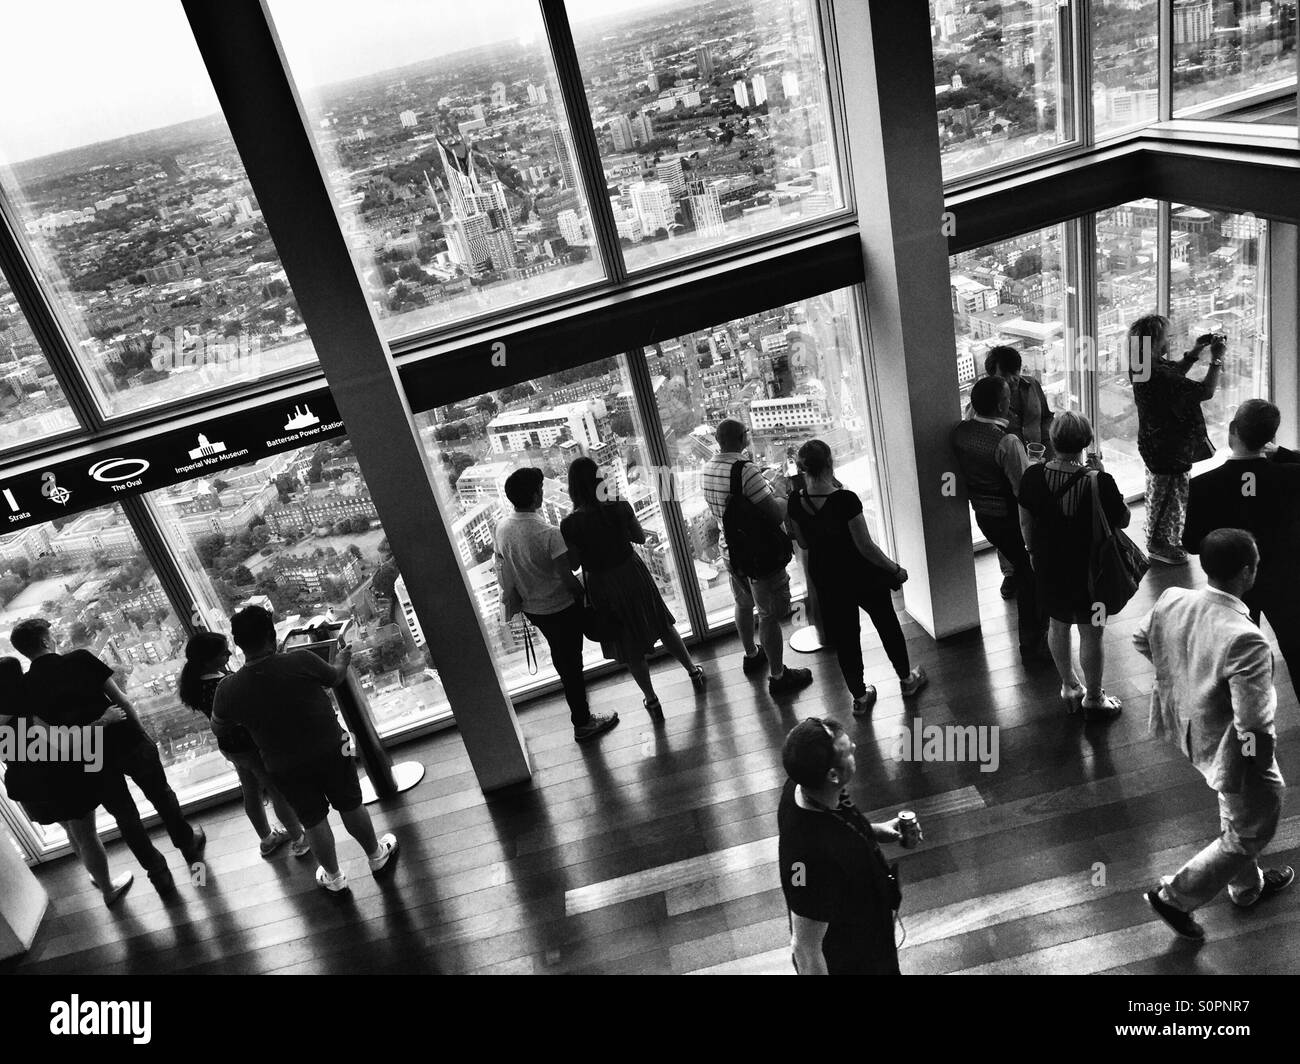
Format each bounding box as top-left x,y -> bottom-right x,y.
1134,528 -> 1292,940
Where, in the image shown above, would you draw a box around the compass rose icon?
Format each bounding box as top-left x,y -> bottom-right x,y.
41,472 -> 71,506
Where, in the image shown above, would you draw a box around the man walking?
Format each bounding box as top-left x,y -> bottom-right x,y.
951,376 -> 1047,664
778,718 -> 911,974
213,606 -> 397,893
10,617 -> 205,893
1135,529 -> 1292,940
701,418 -> 812,696
495,466 -> 618,743
1183,399 -> 1300,694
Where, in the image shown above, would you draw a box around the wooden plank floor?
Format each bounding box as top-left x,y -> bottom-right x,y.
6,535 -> 1299,975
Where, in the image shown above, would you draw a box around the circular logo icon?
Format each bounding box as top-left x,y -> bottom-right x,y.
88,457 -> 151,483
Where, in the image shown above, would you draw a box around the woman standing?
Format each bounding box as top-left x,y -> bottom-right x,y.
1017,412 -> 1129,721
0,656 -> 134,906
785,440 -> 927,715
1127,314 -> 1224,565
179,632 -> 309,858
561,457 -> 704,721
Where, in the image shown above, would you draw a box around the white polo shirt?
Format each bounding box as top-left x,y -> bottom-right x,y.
494,510 -> 574,616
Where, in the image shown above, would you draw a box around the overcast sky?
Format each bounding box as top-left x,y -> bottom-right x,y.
0,0 -> 684,164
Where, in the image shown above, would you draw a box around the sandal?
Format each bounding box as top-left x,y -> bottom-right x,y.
1080,691 -> 1122,722
1059,683 -> 1085,714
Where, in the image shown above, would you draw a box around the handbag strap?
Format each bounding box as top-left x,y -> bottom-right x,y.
1088,470 -> 1112,542
522,619 -> 538,676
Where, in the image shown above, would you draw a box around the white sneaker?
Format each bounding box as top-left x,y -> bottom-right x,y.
368,833 -> 399,874
315,865 -> 349,893
259,827 -> 291,857
289,834 -> 312,858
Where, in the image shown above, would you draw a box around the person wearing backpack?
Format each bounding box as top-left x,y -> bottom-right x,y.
701,419 -> 812,696
1017,412 -> 1129,722
786,440 -> 927,715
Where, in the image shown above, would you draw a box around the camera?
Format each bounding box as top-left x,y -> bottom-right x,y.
1196,332 -> 1227,348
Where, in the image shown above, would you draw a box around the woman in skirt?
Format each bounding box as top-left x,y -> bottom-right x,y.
561,457 -> 705,720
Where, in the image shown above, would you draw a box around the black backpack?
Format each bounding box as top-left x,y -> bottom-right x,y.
722,460 -> 792,579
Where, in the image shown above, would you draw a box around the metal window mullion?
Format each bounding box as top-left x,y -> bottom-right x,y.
1077,212 -> 1100,426
1159,0 -> 1173,122
539,0 -> 626,287
0,194 -> 104,435
1157,198 -> 1172,318
120,494 -> 205,642
1073,0 -> 1094,148
622,346 -> 709,639
814,0 -> 856,216
1056,0 -> 1077,145
849,283 -> 896,560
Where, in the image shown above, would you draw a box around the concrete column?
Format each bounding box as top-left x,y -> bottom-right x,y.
0,834 -> 46,960
184,1 -> 530,789
829,0 -> 981,639
1271,224 -> 1299,448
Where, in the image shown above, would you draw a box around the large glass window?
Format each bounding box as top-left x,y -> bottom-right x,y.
950,224 -> 1077,540
1094,200 -> 1160,498
567,0 -> 843,271
932,0 -> 1072,181
150,442 -> 449,737
0,1 -> 319,419
1172,0 -> 1298,115
414,358 -> 690,692
642,287 -> 883,624
1167,204 -> 1270,465
266,0 -> 605,340
0,268 -> 78,449
1092,0 -> 1161,138
0,504 -> 202,851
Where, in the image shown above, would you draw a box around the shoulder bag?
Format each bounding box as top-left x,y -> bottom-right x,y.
1087,470 -> 1148,616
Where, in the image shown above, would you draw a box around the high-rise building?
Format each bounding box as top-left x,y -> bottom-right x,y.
399,110 -> 418,128
549,125 -> 577,188
733,80 -> 751,108
752,74 -> 768,106
610,113 -> 635,153
631,109 -> 655,145
782,70 -> 800,99
695,45 -> 714,79
656,156 -> 686,198
629,181 -> 675,234
490,81 -> 508,108
393,574 -> 426,649
1173,0 -> 1213,43
688,190 -> 726,238
557,208 -> 589,247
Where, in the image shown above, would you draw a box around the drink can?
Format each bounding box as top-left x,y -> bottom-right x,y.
897,810 -> 920,848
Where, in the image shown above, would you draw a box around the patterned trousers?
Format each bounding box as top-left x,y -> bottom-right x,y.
1144,471 -> 1190,552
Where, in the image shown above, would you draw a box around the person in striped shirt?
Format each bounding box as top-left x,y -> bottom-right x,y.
701,419 -> 813,696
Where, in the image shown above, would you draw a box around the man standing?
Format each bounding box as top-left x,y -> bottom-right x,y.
1135,529 -> 1292,940
778,718 -> 911,974
967,346 -> 1054,599
1183,399 -> 1300,694
951,377 -> 1047,664
495,466 -> 618,744
10,617 -> 204,893
213,606 -> 397,893
701,419 -> 812,696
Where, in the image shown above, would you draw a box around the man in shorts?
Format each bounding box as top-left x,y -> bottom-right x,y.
701,418 -> 812,696
213,606 -> 397,892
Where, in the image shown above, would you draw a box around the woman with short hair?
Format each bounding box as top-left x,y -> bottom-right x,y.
1017,411 -> 1129,721
561,457 -> 704,720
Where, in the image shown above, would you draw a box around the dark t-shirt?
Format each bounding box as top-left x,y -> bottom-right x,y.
194,673 -> 258,754
786,488 -> 882,590
777,780 -> 900,975
211,650 -> 344,773
23,649 -> 149,765
561,502 -> 637,573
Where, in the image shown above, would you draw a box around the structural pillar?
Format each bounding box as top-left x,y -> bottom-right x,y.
1271,224 -> 1299,449
830,0 -> 981,639
184,0 -> 530,790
